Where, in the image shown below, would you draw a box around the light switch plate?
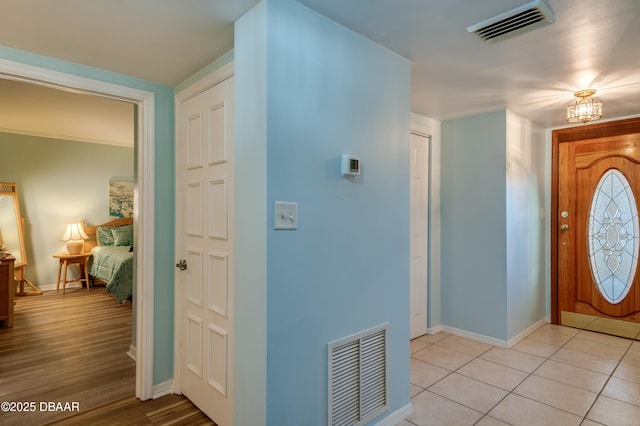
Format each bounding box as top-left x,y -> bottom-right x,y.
274,201 -> 297,230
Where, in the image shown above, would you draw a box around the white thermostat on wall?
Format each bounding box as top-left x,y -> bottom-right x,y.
341,154 -> 360,177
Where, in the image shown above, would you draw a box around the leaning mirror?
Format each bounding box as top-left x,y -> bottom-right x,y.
0,182 -> 26,266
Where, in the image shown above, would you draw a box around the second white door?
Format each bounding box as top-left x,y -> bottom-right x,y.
410,132 -> 429,339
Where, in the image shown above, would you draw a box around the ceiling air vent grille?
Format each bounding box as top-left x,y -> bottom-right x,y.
467,0 -> 556,42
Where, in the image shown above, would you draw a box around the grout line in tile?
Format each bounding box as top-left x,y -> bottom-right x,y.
473,414 -> 512,426
529,365 -> 605,396
503,329 -> 597,421
427,343 -> 527,419
582,343 -> 636,421
411,387 -> 426,400
410,328 -> 640,425
514,329 -> 635,422
508,391 -> 589,421
428,370 -> 510,414
420,389 -> 486,419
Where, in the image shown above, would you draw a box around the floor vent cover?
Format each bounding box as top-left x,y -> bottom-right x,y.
467,0 -> 556,42
328,324 -> 389,426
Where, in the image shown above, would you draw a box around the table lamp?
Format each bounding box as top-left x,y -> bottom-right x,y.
62,223 -> 88,254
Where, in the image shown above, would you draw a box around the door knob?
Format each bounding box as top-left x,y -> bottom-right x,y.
560,224 -> 569,231
176,259 -> 187,271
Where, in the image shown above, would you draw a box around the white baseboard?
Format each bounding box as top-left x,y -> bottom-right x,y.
441,325 -> 509,348
506,318 -> 548,347
427,325 -> 443,335
375,402 -> 413,426
38,282 -> 84,292
440,317 -> 549,348
127,345 -> 137,362
152,379 -> 174,399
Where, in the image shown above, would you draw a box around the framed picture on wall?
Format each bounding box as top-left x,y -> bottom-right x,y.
109,179 -> 133,218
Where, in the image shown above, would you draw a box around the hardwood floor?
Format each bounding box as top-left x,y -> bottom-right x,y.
0,287 -> 214,425
48,394 -> 215,426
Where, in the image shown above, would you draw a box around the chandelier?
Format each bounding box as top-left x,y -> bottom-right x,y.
566,89 -> 602,124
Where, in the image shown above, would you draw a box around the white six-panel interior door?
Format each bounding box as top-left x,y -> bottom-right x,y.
410,132 -> 429,339
176,75 -> 234,425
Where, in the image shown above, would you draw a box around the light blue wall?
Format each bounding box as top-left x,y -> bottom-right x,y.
506,111 -> 546,339
2,4 -> 413,420
0,46 -> 176,385
442,110 -> 547,342
236,1 -> 411,424
0,133 -> 133,287
441,111 -> 508,339
234,2 -> 268,424
255,0 -> 410,424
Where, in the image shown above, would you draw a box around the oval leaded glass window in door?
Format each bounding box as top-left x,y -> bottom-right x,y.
587,169 -> 640,304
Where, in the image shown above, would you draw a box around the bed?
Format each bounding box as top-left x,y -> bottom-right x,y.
84,218 -> 134,303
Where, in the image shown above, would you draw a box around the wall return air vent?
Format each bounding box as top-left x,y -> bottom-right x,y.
467,0 -> 556,42
328,324 -> 389,426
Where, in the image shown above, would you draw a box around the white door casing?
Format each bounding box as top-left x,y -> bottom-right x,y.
0,57 -> 155,400
410,132 -> 429,339
175,71 -> 234,425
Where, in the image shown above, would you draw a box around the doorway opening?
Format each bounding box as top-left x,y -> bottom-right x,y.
0,57 -> 156,398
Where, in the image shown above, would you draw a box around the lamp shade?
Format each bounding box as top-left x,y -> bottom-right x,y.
62,223 -> 88,254
62,223 -> 89,241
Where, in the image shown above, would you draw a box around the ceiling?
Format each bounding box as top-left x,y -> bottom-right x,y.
0,0 -> 639,141
0,79 -> 134,147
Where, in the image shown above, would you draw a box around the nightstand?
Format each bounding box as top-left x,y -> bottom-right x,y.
53,253 -> 91,294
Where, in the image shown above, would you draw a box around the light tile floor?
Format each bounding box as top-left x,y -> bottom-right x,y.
400,324 -> 640,426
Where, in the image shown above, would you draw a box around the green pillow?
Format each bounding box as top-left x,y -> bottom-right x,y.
97,226 -> 114,246
112,224 -> 134,246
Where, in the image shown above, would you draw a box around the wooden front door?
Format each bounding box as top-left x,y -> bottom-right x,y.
553,118 -> 640,325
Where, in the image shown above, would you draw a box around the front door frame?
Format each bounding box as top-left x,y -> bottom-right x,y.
0,57 -> 156,399
551,116 -> 640,324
